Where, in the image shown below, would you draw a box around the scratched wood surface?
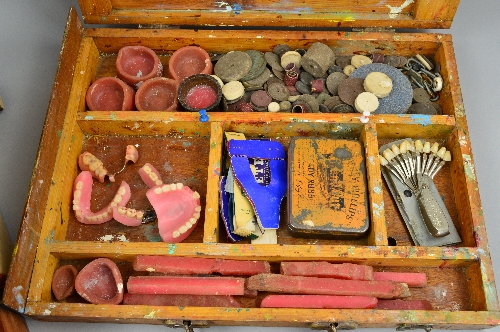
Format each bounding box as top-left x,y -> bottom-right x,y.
6,1 -> 500,328
78,0 -> 459,29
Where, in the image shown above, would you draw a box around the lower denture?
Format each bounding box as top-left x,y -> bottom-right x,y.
73,171 -> 131,224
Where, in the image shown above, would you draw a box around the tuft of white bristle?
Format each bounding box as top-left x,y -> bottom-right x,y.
430,142 -> 439,154
415,140 -> 423,152
379,155 -> 389,166
383,148 -> 396,161
437,147 -> 446,159
423,141 -> 431,153
399,141 -> 408,154
391,144 -> 400,155
444,151 -> 452,161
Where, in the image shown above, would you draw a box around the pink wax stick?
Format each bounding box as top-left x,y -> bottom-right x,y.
376,299 -> 433,310
123,293 -> 241,307
133,255 -> 270,276
373,272 -> 427,287
127,276 -> 245,296
247,274 -> 410,299
280,262 -> 373,280
260,295 -> 378,309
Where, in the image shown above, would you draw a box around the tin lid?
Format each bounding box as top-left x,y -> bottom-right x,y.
78,0 -> 460,29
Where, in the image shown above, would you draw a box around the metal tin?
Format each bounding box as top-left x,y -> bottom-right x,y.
288,138 -> 369,238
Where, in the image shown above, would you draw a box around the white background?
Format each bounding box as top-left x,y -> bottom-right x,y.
0,1 -> 499,331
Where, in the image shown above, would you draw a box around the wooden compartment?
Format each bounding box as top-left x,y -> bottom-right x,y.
4,1 -> 500,330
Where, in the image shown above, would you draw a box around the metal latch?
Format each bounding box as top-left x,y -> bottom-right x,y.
310,321 -> 358,331
396,323 -> 433,332
163,320 -> 210,331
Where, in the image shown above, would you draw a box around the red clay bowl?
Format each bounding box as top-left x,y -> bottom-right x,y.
75,258 -> 123,305
168,46 -> 213,82
135,77 -> 179,112
51,265 -> 78,301
86,77 -> 135,111
116,45 -> 163,87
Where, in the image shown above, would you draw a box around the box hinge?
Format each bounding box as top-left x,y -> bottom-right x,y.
310,321 -> 358,331
138,24 -> 181,29
352,27 -> 396,33
396,323 -> 433,332
163,320 -> 210,331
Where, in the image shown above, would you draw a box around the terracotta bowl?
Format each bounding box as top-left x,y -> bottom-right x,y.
51,265 -> 78,301
178,74 -> 222,112
75,258 -> 123,305
116,45 -> 163,87
135,77 -> 179,112
86,77 -> 135,111
168,46 -> 213,82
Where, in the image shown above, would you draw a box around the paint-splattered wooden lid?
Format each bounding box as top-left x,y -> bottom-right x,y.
78,0 -> 460,29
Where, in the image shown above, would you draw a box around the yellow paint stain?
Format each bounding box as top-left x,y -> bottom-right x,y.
144,309 -> 158,319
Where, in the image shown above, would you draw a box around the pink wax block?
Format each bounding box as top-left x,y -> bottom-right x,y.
133,255 -> 270,276
135,77 -> 179,112
376,299 -> 433,310
247,274 -> 410,299
281,262 -> 373,280
127,276 -> 245,296
116,45 -> 163,87
123,293 -> 241,307
373,272 -> 427,287
168,46 -> 213,82
86,77 -> 135,112
260,295 -> 378,309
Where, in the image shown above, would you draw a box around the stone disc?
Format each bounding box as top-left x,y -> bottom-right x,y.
350,63 -> 413,114
214,51 -> 252,82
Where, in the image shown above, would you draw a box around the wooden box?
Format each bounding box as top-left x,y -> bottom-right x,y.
4,0 -> 500,329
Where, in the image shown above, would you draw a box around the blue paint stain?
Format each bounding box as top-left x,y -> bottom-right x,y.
84,115 -> 94,120
168,243 -> 177,254
232,3 -> 242,14
407,114 -> 432,126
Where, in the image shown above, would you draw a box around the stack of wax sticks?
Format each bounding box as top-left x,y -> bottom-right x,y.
124,256 -> 432,310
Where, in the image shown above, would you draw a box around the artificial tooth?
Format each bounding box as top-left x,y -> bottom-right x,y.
136,211 -> 144,219
170,183 -> 176,190
76,181 -> 83,190
150,173 -> 158,181
162,184 -> 170,192
155,180 -> 162,186
154,187 -> 163,194
143,165 -> 151,173
126,210 -> 135,218
118,207 -> 127,214
193,191 -> 200,199
118,187 -> 126,195
179,226 -> 188,234
176,183 -> 183,190
195,206 -> 201,212
172,231 -> 180,238
193,212 -> 200,219
74,190 -> 81,199
114,195 -> 122,204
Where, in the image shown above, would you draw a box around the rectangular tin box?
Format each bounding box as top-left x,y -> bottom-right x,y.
4,0 -> 500,329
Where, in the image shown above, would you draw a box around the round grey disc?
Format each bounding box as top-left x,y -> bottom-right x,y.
350,63 -> 413,114
214,51 -> 252,82
407,102 -> 437,115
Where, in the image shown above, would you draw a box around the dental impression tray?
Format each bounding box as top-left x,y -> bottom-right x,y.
379,139 -> 461,246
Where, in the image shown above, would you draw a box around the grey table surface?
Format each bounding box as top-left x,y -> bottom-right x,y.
1,1 -> 499,331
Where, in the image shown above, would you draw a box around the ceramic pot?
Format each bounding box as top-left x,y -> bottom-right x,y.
86,77 -> 135,111
75,258 -> 123,305
168,46 -> 213,82
135,77 -> 179,112
116,45 -> 163,87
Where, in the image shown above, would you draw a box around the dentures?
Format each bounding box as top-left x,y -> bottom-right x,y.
72,171 -> 131,224
78,152 -> 112,183
146,182 -> 201,242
